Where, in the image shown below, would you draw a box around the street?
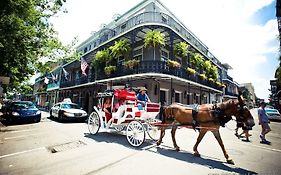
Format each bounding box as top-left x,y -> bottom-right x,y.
1,109 -> 281,175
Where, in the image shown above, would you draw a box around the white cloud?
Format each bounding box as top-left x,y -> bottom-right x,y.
51,0 -> 278,100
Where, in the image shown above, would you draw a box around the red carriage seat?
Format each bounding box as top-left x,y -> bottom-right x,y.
146,103 -> 160,112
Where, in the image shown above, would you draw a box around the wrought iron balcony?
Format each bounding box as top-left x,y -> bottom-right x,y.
61,60 -> 222,91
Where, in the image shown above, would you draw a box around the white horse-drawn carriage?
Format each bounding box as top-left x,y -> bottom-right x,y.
87,89 -> 161,147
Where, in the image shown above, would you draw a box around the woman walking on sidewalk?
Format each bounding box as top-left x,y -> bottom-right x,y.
258,102 -> 271,144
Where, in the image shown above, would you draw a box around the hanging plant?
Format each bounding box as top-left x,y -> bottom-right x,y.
93,49 -> 112,66
104,65 -> 116,75
167,59 -> 181,69
186,67 -> 196,74
110,39 -> 130,60
208,77 -> 215,83
198,73 -> 207,80
189,53 -> 203,69
124,59 -> 140,69
174,41 -> 189,58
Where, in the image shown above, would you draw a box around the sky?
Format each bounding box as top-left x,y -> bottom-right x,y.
50,0 -> 279,101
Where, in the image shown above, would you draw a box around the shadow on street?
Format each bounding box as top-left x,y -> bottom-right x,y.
151,146 -> 257,175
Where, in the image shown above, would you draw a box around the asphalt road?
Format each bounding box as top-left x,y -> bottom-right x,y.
0,109 -> 281,175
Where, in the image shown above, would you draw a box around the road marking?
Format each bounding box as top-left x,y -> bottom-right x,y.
5,128 -> 39,133
249,144 -> 281,153
4,133 -> 43,140
0,147 -> 45,159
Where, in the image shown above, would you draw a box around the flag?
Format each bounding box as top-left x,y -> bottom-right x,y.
81,57 -> 88,76
44,77 -> 49,84
62,68 -> 69,80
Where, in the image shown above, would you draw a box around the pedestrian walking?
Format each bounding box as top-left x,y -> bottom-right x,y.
258,102 -> 271,144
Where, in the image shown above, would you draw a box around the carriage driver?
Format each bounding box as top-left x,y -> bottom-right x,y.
136,87 -> 151,110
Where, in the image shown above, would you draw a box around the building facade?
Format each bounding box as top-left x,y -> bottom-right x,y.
239,83 -> 256,108
38,0 -> 238,113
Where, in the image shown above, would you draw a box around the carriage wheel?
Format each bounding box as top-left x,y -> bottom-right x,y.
88,112 -> 100,135
114,125 -> 125,132
146,123 -> 161,141
126,121 -> 145,147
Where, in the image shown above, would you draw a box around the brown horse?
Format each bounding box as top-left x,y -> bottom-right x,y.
156,95 -> 255,164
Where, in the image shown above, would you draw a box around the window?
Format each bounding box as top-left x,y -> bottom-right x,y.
133,47 -> 143,60
84,47 -> 88,53
175,91 -> 182,103
161,49 -> 169,62
161,15 -> 168,23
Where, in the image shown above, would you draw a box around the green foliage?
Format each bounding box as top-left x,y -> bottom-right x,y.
93,49 -> 112,66
209,65 -> 219,80
104,65 -> 116,75
167,59 -> 181,68
204,60 -> 212,74
110,39 -> 130,60
0,0 -> 66,92
174,42 -> 189,58
190,53 -> 203,68
124,59 -> 140,69
198,74 -> 207,80
186,67 -> 196,74
144,30 -> 165,48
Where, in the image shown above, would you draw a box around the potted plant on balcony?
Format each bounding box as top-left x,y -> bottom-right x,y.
124,59 -> 140,70
167,59 -> 181,69
144,30 -> 165,60
174,41 -> 189,58
104,65 -> 116,76
186,67 -> 196,75
198,73 -> 207,80
189,52 -> 202,69
92,48 -> 113,76
110,39 -> 130,62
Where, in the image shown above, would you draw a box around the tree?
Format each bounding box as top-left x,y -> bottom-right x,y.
0,0 -> 66,92
144,30 -> 165,60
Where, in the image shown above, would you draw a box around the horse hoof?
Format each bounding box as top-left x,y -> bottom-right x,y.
227,159 -> 235,165
175,147 -> 180,151
193,152 -> 201,157
156,141 -> 161,146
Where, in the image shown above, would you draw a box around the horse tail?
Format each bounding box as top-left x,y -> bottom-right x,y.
159,105 -> 166,124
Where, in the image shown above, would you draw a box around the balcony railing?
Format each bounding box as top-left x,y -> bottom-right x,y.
61,60 -> 223,91
224,90 -> 238,97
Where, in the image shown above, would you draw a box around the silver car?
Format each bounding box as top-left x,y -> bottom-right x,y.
50,102 -> 88,121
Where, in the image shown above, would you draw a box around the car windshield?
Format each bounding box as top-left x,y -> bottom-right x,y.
61,103 -> 80,109
13,101 -> 36,109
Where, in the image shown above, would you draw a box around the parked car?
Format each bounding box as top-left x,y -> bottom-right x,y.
3,101 -> 41,123
265,107 -> 281,121
50,102 -> 87,121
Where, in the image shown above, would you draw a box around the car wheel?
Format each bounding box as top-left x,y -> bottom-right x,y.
50,111 -> 53,119
35,117 -> 41,123
58,111 -> 64,121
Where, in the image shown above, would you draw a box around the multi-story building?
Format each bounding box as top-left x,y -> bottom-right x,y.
221,63 -> 239,101
239,83 -> 256,108
55,0 -> 235,113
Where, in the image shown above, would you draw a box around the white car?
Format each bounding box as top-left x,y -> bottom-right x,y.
265,108 -> 281,121
50,102 -> 88,121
